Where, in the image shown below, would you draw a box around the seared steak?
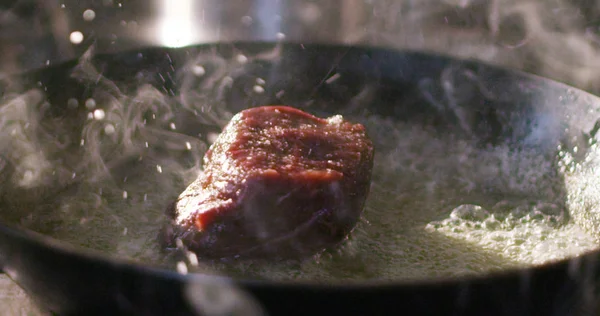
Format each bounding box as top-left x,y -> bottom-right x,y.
163,106 -> 374,259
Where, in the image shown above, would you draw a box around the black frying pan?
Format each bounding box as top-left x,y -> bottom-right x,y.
0,42 -> 599,316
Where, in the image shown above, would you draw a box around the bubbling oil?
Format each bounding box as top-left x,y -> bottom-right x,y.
4,104 -> 598,282
0,47 -> 599,283
206,117 -> 599,282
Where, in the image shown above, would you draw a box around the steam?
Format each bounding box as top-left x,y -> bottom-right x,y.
0,34 -> 597,281
0,0 -> 599,282
1,1 -> 600,313
0,45 -> 230,261
368,0 -> 600,91
178,44 -> 283,127
0,90 -> 52,188
0,41 -> 293,268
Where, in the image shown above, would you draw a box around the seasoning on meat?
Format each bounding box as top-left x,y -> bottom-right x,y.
162,105 -> 374,259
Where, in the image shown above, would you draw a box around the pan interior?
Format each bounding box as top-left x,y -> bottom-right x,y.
0,42 -> 599,283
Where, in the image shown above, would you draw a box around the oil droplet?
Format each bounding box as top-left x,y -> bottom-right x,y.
325,73 -> 341,84
192,65 -> 205,76
188,252 -> 199,266
83,9 -> 96,21
93,109 -> 105,120
207,132 -> 219,144
104,124 -> 116,135
85,98 -> 96,109
236,54 -> 248,64
70,31 -> 84,45
253,85 -> 265,94
67,98 -> 78,109
177,261 -> 188,274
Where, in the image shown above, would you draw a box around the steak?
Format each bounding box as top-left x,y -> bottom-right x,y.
163,105 -> 374,259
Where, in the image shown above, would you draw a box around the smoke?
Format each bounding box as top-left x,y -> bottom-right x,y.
0,43 -> 227,260
0,39 -> 295,265
4,0 -> 600,90
0,0 -> 598,278
1,1 -> 599,312
364,0 -> 600,91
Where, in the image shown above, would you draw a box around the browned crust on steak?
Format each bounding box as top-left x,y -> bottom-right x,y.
163,105 -> 374,259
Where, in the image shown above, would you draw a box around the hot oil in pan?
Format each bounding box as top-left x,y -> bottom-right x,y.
2,109 -> 597,282
0,48 -> 599,282
216,118 -> 598,281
